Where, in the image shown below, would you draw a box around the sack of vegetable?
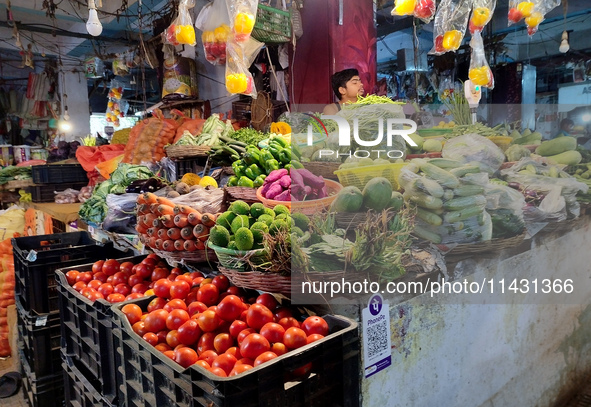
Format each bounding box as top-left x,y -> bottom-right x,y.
123,109 -> 181,164
442,133 -> 505,175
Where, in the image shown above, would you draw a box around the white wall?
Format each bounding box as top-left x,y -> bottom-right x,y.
59,70 -> 90,141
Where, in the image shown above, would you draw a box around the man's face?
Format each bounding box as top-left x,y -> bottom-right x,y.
340,76 -> 364,99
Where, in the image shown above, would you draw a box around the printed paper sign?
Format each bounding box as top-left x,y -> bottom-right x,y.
362,293 -> 391,378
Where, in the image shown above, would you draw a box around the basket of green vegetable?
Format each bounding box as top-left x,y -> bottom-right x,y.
207,242 -> 269,272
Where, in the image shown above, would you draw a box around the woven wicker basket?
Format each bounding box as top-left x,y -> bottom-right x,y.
256,179 -> 343,215
439,233 -> 526,256
208,242 -> 269,272
219,267 -> 292,295
302,162 -> 340,180
223,187 -> 260,207
165,145 -> 211,159
334,212 -> 369,230
150,248 -> 217,265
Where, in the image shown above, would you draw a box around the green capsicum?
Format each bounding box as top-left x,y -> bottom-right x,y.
265,159 -> 280,174
244,164 -> 263,180
253,175 -> 266,187
284,164 -> 292,171
290,160 -> 304,169
259,150 -> 275,168
271,136 -> 288,148
237,176 -> 254,188
243,147 -> 261,166
232,160 -> 246,178
278,148 -> 291,164
227,176 -> 239,187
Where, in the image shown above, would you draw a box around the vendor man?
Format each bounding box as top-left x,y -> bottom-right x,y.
322,69 -> 364,115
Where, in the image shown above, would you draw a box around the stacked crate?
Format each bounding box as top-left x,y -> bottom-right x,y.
12,232 -> 122,407
28,164 -> 88,202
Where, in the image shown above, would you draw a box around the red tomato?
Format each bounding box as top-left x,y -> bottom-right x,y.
76,272 -> 93,284
93,271 -> 108,283
198,349 -> 219,365
301,316 -> 329,336
259,323 -> 285,344
102,259 -> 120,276
283,327 -> 307,350
246,304 -> 274,331
211,275 -> 230,292
225,347 -> 241,359
209,367 -> 227,377
229,364 -> 253,376
197,284 -> 219,306
213,333 -> 234,354
197,333 -> 216,355
157,330 -> 168,344
153,279 -> 172,299
291,362 -> 313,379
143,332 -> 159,346
196,310 -> 220,332
151,268 -> 169,282
435,35 -> 445,53
128,274 -> 144,287
144,309 -> 169,333
112,283 -> 130,296
200,278 -> 213,286
166,309 -> 190,331
177,319 -> 202,346
236,328 -> 256,346
212,353 -> 237,376
306,334 -> 324,344
187,301 -> 207,316
163,350 -> 175,360
164,299 -> 188,312
254,351 -> 277,367
135,264 -> 152,279
87,280 -> 102,290
256,293 -> 278,311
414,0 -> 434,19
195,360 -> 210,370
119,261 -> 134,274
106,276 -> 114,284
174,347 -> 199,368
170,281 -> 191,300
278,317 -> 300,330
226,286 -> 246,297
216,295 -> 244,322
121,304 -> 143,325
146,253 -> 160,261
155,343 -> 171,353
65,270 -> 79,285
111,272 -> 128,286
175,274 -> 193,285
142,257 -> 158,267
73,281 -> 87,292
92,260 -> 104,274
80,287 -> 93,299
132,321 -> 148,336
192,277 -> 204,286
98,283 -> 114,298
236,357 -> 254,366
229,320 -> 248,338
125,293 -> 143,301
508,7 -> 523,23
107,293 -> 126,303
166,330 -> 181,348
240,333 -> 270,360
147,297 -> 167,312
131,283 -> 149,294
274,307 -> 293,321
271,342 -> 287,356
189,271 -> 204,279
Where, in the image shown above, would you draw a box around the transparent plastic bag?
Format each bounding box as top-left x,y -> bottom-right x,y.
415,211 -> 492,245
507,0 -> 560,36
226,0 -> 258,43
103,193 -> 139,234
429,0 -> 472,55
196,0 -> 231,65
225,37 -> 264,97
106,80 -> 127,127
113,55 -> 130,76
468,32 -> 494,89
484,183 -> 526,238
442,134 -> 505,175
469,0 -> 496,34
165,0 -> 196,46
391,0 -> 436,24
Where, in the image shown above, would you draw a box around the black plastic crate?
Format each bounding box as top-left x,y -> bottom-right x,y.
17,300 -> 62,378
32,163 -> 88,184
63,353 -> 116,407
56,255 -> 146,403
174,157 -> 207,181
20,349 -> 64,407
27,181 -> 88,203
13,231 -> 124,315
112,297 -> 360,407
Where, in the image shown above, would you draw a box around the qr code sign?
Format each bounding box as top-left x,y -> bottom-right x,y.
366,319 -> 388,359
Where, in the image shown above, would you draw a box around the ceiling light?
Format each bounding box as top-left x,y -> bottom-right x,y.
559,30 -> 569,53
582,113 -> 591,123
59,121 -> 72,132
86,0 -> 103,37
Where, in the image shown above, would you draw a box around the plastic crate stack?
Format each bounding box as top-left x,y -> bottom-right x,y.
28,163 -> 88,202
12,231 -> 122,407
56,255 -> 147,407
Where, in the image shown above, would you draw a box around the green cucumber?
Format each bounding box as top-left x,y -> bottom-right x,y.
419,162 -> 460,188
428,158 -> 464,169
443,195 -> 486,211
412,178 -> 444,198
450,165 -> 481,178
413,225 -> 442,244
442,189 -> 454,201
443,206 -> 485,223
404,191 -> 443,210
453,184 -> 485,197
416,208 -> 443,226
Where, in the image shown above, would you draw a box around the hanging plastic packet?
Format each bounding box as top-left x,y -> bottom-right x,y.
112,54 -> 130,76
468,32 -> 494,89
195,0 -> 231,65
429,0 -> 472,55
106,80 -> 128,127
225,37 -> 264,97
391,0 -> 437,24
166,0 -> 196,46
226,0 -> 258,43
508,0 -> 560,35
469,0 -> 496,34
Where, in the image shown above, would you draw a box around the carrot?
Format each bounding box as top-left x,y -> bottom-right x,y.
201,213 -> 217,227
158,205 -> 175,216
150,203 -> 160,215
180,205 -> 198,215
174,240 -> 185,251
146,228 -> 156,237
193,224 -> 210,241
135,224 -> 148,235
184,240 -> 197,252
162,240 -> 175,252
148,237 -> 158,248
143,213 -> 157,228
187,211 -> 203,226
181,227 -> 194,240
160,215 -> 175,228
137,203 -> 148,215
144,192 -> 158,205
153,218 -> 163,229
195,240 -> 206,250
137,194 -> 147,205
156,196 -> 177,208
157,229 -> 168,239
154,239 -> 164,250
174,214 -> 189,228
167,228 -> 182,240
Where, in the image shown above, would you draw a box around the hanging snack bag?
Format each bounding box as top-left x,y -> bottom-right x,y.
469,0 -> 496,34
225,37 -> 264,98
429,0 -> 472,55
468,32 -> 494,89
195,0 -> 231,65
391,0 -> 437,24
166,0 -> 196,46
226,0 -> 258,43
162,45 -> 198,99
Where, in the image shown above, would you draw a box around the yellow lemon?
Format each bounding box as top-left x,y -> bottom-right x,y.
199,176 -> 218,188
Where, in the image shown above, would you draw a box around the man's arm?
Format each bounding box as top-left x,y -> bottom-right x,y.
322,103 -> 338,115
